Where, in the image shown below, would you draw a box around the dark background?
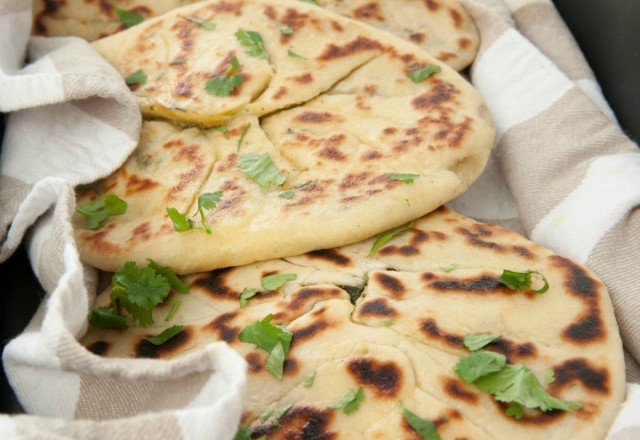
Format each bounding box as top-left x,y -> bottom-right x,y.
1,0 -> 639,414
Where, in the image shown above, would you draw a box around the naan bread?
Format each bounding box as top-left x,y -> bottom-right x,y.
74,0 -> 494,274
33,0 -> 478,70
82,207 -> 626,439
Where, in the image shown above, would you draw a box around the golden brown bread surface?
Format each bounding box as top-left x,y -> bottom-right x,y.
82,207 -> 626,439
73,0 -> 494,274
33,0 -> 479,70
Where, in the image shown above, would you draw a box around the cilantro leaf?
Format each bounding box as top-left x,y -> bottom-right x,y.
184,15 -> 215,30
143,325 -> 184,345
87,306 -> 128,329
464,333 -> 502,351
272,402 -> 294,426
125,69 -> 147,86
195,191 -> 223,233
505,403 -> 524,420
77,194 -> 127,230
261,273 -> 297,291
474,363 -> 582,413
110,261 -> 171,326
384,173 -> 420,183
383,318 -> 395,327
454,350 -> 507,384
239,288 -> 258,308
368,221 -> 414,257
237,153 -> 288,188
402,407 -> 441,440
299,0 -> 320,4
166,207 -> 193,232
147,259 -> 189,294
304,371 -> 316,388
407,65 -> 441,83
329,387 -> 364,415
115,8 -> 144,27
164,299 -> 181,322
441,263 -> 457,272
227,56 -> 241,76
205,73 -> 243,97
279,190 -> 294,199
233,425 -> 252,440
238,315 -> 293,379
287,49 -> 306,60
237,123 -> 251,151
235,29 -> 268,59
545,370 -> 555,384
277,24 -> 294,35
499,269 -> 549,293
215,125 -> 229,139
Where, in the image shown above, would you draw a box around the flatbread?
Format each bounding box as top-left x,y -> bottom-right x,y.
33,0 -> 479,70
73,0 -> 494,274
82,207 -> 626,439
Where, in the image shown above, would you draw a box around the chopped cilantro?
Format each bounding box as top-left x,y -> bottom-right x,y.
205,73 -> 243,97
368,221 -> 414,257
115,8 -> 144,27
505,403 -> 524,420
441,263 -> 457,272
454,350 -> 507,383
237,123 -> 251,151
287,49 -> 306,60
237,153 -> 288,188
278,190 -> 295,199
299,0 -> 319,4
277,24 -> 294,35
402,407 -> 441,440
125,69 -> 147,86
463,333 -> 502,351
407,64 -> 441,83
259,409 -> 274,422
238,314 -> 293,379
87,306 -> 128,329
499,269 -> 549,293
545,370 -> 555,384
184,15 -> 216,30
273,402 -> 294,426
261,273 -> 297,291
384,173 -> 420,183
239,288 -> 258,308
170,58 -> 187,65
304,371 -> 316,388
76,194 -> 127,230
143,325 -> 184,345
233,425 -> 252,440
235,29 -> 268,59
383,318 -> 395,327
147,259 -> 190,293
164,299 -> 181,322
227,56 -> 241,76
166,207 -> 193,232
215,125 -> 230,139
329,387 -> 364,415
109,261 -> 171,327
194,191 -> 223,233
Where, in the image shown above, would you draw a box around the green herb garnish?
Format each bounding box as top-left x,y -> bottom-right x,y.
239,288 -> 258,308
109,261 -> 171,327
499,269 -> 549,293
261,273 -> 297,291
88,306 -> 128,329
407,65 -> 441,83
368,221 -> 414,257
287,49 -> 306,60
463,333 -> 502,351
125,68 -> 147,86
304,371 -> 316,388
115,8 -> 144,27
237,153 -> 288,188
184,15 -> 216,30
235,29 -> 268,59
147,259 -> 190,294
237,123 -> 251,151
329,386 -> 364,415
238,314 -> 293,379
215,125 -> 230,139
233,425 -> 252,440
77,194 -> 127,230
402,406 -> 441,440
164,299 -> 182,322
278,190 -> 294,199
277,24 -> 294,35
205,73 -> 243,97
384,173 -> 420,183
454,350 -> 507,383
298,0 -> 319,5
441,263 -> 457,272
194,191 -> 223,233
143,325 -> 184,345
166,207 -> 193,232
272,402 -> 294,426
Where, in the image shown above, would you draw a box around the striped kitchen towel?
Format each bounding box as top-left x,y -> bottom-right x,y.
1,0 -> 638,438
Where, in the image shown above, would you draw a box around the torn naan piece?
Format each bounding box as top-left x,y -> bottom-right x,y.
33,0 -> 478,70
73,0 -> 494,274
82,207 -> 626,439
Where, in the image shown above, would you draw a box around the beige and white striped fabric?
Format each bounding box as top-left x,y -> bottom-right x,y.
1,0 -> 638,438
